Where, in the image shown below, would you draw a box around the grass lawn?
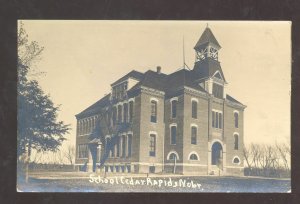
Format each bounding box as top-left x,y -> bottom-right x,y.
17,172 -> 291,193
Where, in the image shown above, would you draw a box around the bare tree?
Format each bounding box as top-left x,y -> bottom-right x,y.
64,145 -> 75,165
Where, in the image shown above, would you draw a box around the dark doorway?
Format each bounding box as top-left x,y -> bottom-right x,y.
211,142 -> 223,165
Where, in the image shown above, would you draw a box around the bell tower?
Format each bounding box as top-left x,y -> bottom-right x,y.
193,26 -> 227,99
194,26 -> 221,62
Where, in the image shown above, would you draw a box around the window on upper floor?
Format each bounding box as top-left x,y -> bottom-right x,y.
112,107 -> 117,126
191,126 -> 197,145
170,125 -> 177,145
234,112 -> 239,128
212,83 -> 223,99
192,101 -> 198,119
212,111 -> 223,129
234,134 -> 239,150
117,105 -> 122,123
149,134 -> 156,157
112,82 -> 128,100
150,100 -> 157,123
129,101 -> 134,123
171,100 -> 177,118
123,103 -> 128,123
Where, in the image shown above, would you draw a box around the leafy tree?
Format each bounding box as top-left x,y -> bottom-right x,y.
17,22 -> 70,180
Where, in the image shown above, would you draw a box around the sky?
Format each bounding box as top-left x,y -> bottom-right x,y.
20,20 -> 291,155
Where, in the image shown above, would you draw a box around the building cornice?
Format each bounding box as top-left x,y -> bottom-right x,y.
182,86 -> 209,99
140,86 -> 165,97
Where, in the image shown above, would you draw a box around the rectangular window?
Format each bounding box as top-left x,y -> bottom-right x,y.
219,112 -> 222,129
123,103 -> 128,123
127,134 -> 132,157
149,134 -> 156,156
192,101 -> 198,119
216,112 -> 219,128
191,126 -> 197,144
129,101 -> 133,123
212,83 -> 224,99
117,105 -> 122,123
234,135 -> 239,150
78,144 -> 88,158
151,100 -> 157,123
112,107 -> 117,126
171,100 -> 177,118
212,111 -> 223,129
122,135 -> 126,157
171,126 -> 177,145
212,111 -> 215,128
234,112 -> 239,128
116,137 -> 120,157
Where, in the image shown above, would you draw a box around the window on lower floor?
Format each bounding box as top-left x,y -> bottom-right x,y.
168,153 -> 178,160
78,144 -> 88,158
127,134 -> 132,157
149,134 -> 156,157
189,153 -> 199,160
122,135 -> 126,157
233,157 -> 240,164
191,126 -> 197,145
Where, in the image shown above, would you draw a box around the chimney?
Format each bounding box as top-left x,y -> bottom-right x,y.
156,66 -> 161,74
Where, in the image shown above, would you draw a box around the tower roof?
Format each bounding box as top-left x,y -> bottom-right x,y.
194,27 -> 221,50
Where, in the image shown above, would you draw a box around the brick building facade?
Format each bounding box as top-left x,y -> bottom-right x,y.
75,27 -> 246,176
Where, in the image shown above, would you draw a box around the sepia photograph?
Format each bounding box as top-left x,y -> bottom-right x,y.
17,20 -> 291,192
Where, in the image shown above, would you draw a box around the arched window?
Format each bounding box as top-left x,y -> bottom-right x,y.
233,157 -> 240,164
168,153 -> 178,160
234,134 -> 239,150
191,126 -> 197,145
171,100 -> 177,118
234,112 -> 239,128
192,100 -> 198,119
150,100 -> 157,123
170,125 -> 177,145
189,153 -> 199,161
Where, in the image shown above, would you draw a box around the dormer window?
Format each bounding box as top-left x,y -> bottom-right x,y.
112,81 -> 128,100
212,83 -> 223,99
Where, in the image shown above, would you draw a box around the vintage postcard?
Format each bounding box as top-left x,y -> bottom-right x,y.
17,20 -> 291,192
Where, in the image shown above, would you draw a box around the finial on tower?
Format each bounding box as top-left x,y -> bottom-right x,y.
206,23 -> 209,28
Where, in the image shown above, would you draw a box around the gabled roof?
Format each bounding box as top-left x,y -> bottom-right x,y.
76,93 -> 111,118
194,27 -> 221,50
111,70 -> 144,86
192,58 -> 226,82
226,95 -> 244,106
128,70 -> 167,92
